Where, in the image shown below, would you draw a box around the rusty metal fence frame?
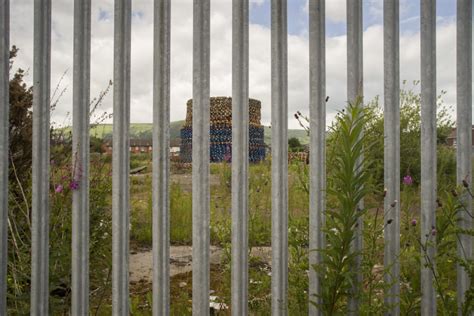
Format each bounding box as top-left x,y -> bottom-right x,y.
0,0 -> 472,315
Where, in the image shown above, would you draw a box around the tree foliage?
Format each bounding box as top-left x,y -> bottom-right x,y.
8,46 -> 33,182
7,47 -> 113,314
362,81 -> 455,189
288,137 -> 303,152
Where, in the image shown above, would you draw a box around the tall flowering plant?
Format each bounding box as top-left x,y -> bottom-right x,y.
312,99 -> 374,313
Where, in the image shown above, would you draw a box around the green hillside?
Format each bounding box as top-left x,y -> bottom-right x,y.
90,121 -> 185,144
263,126 -> 309,146
87,121 -> 309,146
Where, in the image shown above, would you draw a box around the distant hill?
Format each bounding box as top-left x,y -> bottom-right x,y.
87,121 -> 309,146
89,121 -> 185,146
263,126 -> 309,146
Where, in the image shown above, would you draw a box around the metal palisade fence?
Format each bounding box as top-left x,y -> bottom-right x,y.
0,0 -> 472,315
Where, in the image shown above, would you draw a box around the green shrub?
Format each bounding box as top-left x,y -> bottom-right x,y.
362,82 -> 454,188
7,152 -> 112,314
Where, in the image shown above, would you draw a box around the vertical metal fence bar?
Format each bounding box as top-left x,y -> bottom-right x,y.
112,1 -> 131,314
72,1 -> 91,314
346,0 -> 363,313
31,0 -> 51,314
0,1 -> 9,314
231,0 -> 249,315
192,0 -> 210,314
271,0 -> 288,314
456,0 -> 472,314
420,0 -> 437,314
383,0 -> 400,314
308,0 -> 325,314
346,1 -> 363,113
152,0 -> 171,314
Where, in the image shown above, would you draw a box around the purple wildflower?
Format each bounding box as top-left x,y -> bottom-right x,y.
431,228 -> 437,236
54,184 -> 64,194
403,175 -> 413,186
69,180 -> 80,191
411,219 -> 417,226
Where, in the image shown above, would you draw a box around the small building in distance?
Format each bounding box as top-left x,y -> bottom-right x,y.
170,146 -> 180,157
447,126 -> 474,152
104,138 -> 152,155
103,138 -> 181,156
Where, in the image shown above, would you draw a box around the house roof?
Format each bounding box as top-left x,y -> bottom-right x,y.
105,138 -> 152,147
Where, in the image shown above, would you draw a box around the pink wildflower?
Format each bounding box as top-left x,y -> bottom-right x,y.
403,175 -> 413,186
54,184 -> 64,193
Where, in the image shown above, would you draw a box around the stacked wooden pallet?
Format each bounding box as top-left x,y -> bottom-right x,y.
180,97 -> 266,163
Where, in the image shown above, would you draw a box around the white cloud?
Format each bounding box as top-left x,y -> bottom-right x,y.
304,0 -> 346,23
327,0 -> 347,23
9,0 -> 458,131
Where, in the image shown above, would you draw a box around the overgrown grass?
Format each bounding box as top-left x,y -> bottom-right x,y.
129,160 -> 308,248
98,100 -> 467,314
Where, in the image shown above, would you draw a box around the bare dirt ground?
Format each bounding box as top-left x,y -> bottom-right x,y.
130,246 -> 272,283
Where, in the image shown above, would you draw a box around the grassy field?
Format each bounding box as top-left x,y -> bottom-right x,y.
8,150 -> 464,315
126,154 -> 310,315
89,121 -> 186,142
122,156 -> 466,314
128,154 -> 308,248
70,122 -> 310,146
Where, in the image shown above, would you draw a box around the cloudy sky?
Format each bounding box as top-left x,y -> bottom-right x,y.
8,0 -> 471,129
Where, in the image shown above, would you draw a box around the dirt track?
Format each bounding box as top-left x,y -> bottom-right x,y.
130,246 -> 272,283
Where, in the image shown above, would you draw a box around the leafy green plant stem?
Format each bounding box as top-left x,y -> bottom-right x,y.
418,235 -> 449,311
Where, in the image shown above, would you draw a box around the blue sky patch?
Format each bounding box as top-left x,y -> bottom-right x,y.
249,0 -> 458,37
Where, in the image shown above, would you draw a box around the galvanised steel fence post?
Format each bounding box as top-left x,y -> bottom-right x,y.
112,1 -> 132,314
420,0 -> 437,314
31,1 -> 52,314
192,0 -> 211,314
271,0 -> 289,314
383,0 -> 401,314
231,0 -> 249,315
71,1 -> 91,314
308,0 -> 326,314
456,0 -> 472,314
346,0 -> 363,313
152,0 -> 171,314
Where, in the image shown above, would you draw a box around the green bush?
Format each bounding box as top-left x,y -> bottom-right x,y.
7,152 -> 112,314
362,82 -> 455,188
